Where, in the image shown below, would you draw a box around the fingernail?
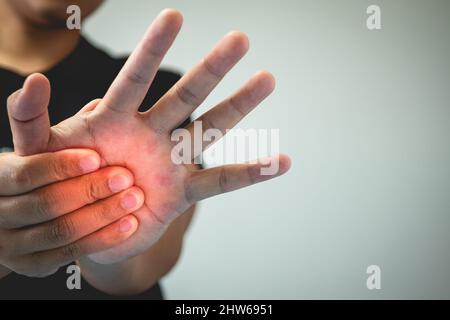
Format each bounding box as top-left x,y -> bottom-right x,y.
80,156 -> 100,173
119,217 -> 133,233
109,175 -> 131,193
121,193 -> 139,210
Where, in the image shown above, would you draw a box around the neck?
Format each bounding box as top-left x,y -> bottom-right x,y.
0,3 -> 80,76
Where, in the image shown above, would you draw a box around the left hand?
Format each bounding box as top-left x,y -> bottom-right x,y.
7,9 -> 291,265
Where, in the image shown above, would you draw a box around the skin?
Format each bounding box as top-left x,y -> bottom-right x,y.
0,150 -> 140,278
0,1 -> 291,295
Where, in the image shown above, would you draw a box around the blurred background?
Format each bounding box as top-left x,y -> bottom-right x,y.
84,0 -> 450,299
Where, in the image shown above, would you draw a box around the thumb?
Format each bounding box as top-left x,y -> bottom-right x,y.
7,73 -> 51,156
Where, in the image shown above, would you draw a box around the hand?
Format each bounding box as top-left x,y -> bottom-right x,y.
7,9 -> 291,264
0,150 -> 143,277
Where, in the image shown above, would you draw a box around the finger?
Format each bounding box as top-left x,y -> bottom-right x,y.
97,9 -> 182,114
15,187 -> 144,254
146,31 -> 249,132
184,71 -> 275,158
7,73 -> 51,156
0,149 -> 101,196
0,166 -> 134,229
25,215 -> 138,274
185,154 -> 291,202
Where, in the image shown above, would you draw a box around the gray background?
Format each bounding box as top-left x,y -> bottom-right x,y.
83,0 -> 450,299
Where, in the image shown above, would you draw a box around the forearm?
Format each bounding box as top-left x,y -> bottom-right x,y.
0,265 -> 11,280
77,204 -> 196,296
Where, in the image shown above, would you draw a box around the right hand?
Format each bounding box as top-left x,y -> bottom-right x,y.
0,149 -> 144,277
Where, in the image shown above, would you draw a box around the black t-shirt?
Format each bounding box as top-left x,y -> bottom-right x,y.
0,36 -> 181,300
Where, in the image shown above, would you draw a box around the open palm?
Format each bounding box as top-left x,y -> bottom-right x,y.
8,10 -> 290,264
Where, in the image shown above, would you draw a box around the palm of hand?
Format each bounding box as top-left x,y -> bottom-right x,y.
48,106 -> 189,263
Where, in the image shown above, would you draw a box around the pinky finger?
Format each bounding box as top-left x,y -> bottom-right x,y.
186,154 -> 291,203
30,215 -> 138,271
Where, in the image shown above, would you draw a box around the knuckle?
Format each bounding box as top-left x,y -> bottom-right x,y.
59,243 -> 82,261
46,218 -> 75,244
175,83 -> 201,106
218,167 -> 229,193
32,192 -> 55,221
125,69 -> 147,85
228,96 -> 246,117
202,57 -> 222,79
84,179 -> 104,203
95,200 -> 117,223
10,164 -> 33,190
47,155 -> 72,181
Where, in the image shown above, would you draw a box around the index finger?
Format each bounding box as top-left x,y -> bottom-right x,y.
97,9 -> 183,115
0,149 -> 101,196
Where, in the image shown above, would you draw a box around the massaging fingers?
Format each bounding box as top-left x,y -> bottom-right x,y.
98,9 -> 182,115
146,31 -> 249,132
12,187 -> 144,254
15,215 -> 138,277
0,149 -> 101,196
185,154 -> 291,203
0,167 -> 134,229
7,73 -> 51,156
182,71 -> 276,159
